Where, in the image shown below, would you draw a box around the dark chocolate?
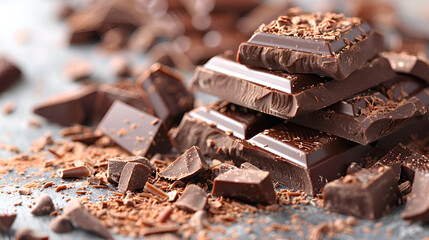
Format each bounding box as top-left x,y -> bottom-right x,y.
15,227 -> 49,240
381,52 -> 429,84
323,166 -> 401,220
175,184 -> 208,212
191,56 -> 395,119
0,57 -> 22,93
118,162 -> 150,193
212,169 -> 277,205
237,11 -> 384,80
0,213 -> 16,232
159,146 -> 208,181
402,164 -> 429,222
30,194 -> 55,216
346,162 -> 363,175
50,216 -> 74,233
108,156 -> 155,184
57,166 -> 91,179
64,199 -> 113,240
97,100 -> 171,157
137,63 -> 194,127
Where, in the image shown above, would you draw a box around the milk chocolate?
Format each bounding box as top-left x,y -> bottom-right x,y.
402,164 -> 429,222
108,156 -> 155,183
0,57 -> 22,93
97,100 -> 171,157
30,194 -> 55,216
137,63 -> 194,127
175,184 -> 207,212
381,52 -> 429,84
324,166 -> 401,220
212,169 -> 276,205
0,213 -> 16,232
237,11 -> 384,80
50,216 -> 74,233
191,55 -> 395,119
15,227 -> 49,240
57,166 -> 91,179
118,162 -> 150,193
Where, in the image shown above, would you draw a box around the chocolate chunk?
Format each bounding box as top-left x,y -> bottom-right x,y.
94,80 -> 154,121
346,162 -> 362,175
30,194 -> 55,216
212,169 -> 277,205
0,57 -> 22,93
372,144 -> 429,182
64,199 -> 113,240
0,213 -> 16,232
15,227 -> 48,240
189,210 -> 210,230
118,162 -> 150,193
291,77 -> 428,145
69,132 -> 103,145
137,63 -> 194,127
50,215 -> 74,233
237,10 -> 384,80
159,146 -> 208,181
33,84 -> 97,126
324,166 -> 401,220
97,100 -> 171,157
381,52 -> 429,84
191,55 -> 395,119
402,164 -> 429,222
57,166 -> 91,179
108,156 -> 155,183
175,184 -> 207,212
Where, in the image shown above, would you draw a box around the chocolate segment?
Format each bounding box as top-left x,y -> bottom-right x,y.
0,213 -> 16,232
108,156 -> 155,183
30,194 -> 55,216
191,56 -> 395,119
212,169 -> 276,205
118,162 -> 150,193
381,52 -> 429,84
97,100 -> 171,157
137,63 -> 194,127
159,146 -> 208,181
323,166 -> 401,220
402,164 -> 429,222
0,57 -> 22,93
64,199 -> 113,240
175,184 -> 208,212
237,11 -> 384,80
33,84 -> 97,126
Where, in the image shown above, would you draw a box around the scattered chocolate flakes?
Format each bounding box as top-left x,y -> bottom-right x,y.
57,166 -> 91,179
160,146 -> 208,181
175,184 -> 208,213
15,227 -> 49,240
118,162 -> 150,193
0,57 -> 22,93
30,194 -> 55,216
0,213 -> 16,232
50,215 -> 74,233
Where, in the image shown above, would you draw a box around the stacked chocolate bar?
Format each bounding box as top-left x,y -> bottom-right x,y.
175,9 -> 429,219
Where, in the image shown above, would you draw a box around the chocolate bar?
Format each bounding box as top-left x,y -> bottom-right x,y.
402,164 -> 429,222
0,57 -> 22,93
237,10 -> 384,80
324,166 -> 401,220
137,63 -> 194,127
381,52 -> 429,84
97,100 -> 171,157
174,103 -> 372,195
212,169 -> 276,205
57,166 -> 91,178
191,55 -> 395,119
50,216 -> 74,233
291,75 -> 429,145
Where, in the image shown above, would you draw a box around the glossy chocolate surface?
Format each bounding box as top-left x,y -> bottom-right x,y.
402,165 -> 429,222
381,52 -> 429,84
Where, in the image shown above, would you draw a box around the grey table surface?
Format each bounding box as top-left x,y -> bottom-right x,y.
0,0 -> 429,239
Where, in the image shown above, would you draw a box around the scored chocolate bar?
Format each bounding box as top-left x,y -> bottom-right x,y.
237,10 -> 384,80
291,75 -> 429,145
174,102 -> 371,195
191,54 -> 395,119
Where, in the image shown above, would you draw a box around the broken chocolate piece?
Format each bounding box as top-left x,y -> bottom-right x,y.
0,213 -> 16,232
381,52 -> 429,84
212,169 -> 276,205
64,199 -> 113,240
50,216 -> 74,233
159,146 -> 208,181
237,10 -> 384,80
57,166 -> 91,179
118,162 -> 150,193
30,194 -> 55,216
324,166 -> 401,220
192,55 -> 395,119
402,164 -> 429,222
189,210 -> 210,230
15,227 -> 48,240
0,57 -> 22,93
108,156 -> 155,183
33,84 -> 97,126
175,184 -> 208,212
137,63 -> 194,127
97,100 -> 171,157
